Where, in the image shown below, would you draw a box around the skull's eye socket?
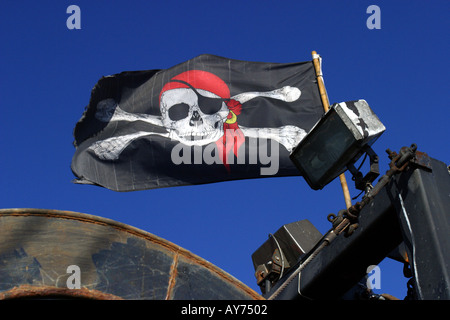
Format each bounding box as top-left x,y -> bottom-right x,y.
168,103 -> 190,121
166,79 -> 225,115
197,95 -> 224,115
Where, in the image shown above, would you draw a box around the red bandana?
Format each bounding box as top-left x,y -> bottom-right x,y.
215,99 -> 245,172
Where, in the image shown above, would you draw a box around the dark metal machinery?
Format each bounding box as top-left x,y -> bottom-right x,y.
253,144 -> 450,300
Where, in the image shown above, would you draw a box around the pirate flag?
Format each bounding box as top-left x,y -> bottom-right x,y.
71,54 -> 324,191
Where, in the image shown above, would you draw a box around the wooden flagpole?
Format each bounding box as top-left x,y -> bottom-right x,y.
311,51 -> 352,209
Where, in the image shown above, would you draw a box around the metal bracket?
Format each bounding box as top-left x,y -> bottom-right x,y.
254,248 -> 288,294
347,145 -> 380,191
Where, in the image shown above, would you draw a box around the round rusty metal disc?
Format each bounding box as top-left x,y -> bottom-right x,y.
0,208 -> 262,300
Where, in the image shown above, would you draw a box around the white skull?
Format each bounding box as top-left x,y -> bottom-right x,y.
160,88 -> 229,146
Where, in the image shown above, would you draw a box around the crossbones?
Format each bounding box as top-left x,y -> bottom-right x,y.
88,70 -> 307,162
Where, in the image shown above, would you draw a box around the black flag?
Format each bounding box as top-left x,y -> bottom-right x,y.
71,54 -> 324,191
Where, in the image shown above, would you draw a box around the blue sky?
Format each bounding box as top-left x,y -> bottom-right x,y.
1,1 -> 448,299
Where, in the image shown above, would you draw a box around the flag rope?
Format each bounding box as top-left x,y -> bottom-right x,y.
311,51 -> 352,209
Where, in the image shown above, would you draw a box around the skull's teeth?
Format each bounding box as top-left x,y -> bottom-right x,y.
181,132 -> 213,141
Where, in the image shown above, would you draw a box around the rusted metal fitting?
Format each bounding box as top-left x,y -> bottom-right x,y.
387,144 -> 417,172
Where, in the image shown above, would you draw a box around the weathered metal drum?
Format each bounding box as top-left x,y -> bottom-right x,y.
0,208 -> 262,300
